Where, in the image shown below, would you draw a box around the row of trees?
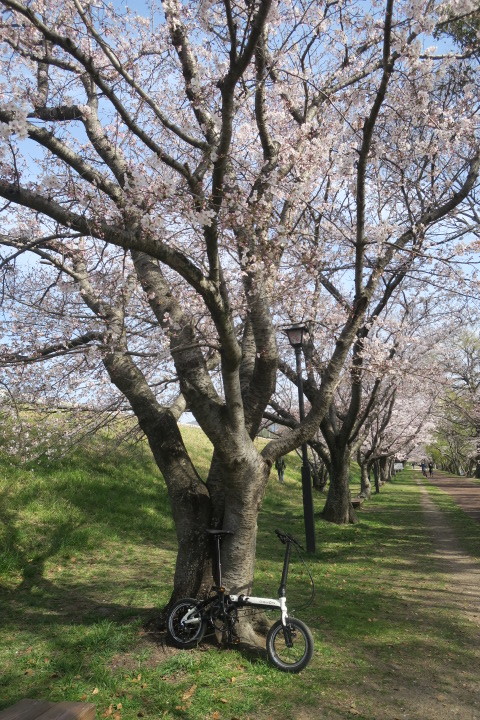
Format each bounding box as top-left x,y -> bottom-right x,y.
268,298 -> 480,499
0,0 -> 479,630
427,334 -> 480,477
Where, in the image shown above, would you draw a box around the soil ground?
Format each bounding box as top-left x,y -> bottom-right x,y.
363,471 -> 480,720
425,472 -> 480,522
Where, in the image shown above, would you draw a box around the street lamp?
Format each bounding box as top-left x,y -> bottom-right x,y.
283,323 -> 316,553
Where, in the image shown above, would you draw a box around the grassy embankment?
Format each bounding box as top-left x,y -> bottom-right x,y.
1,426 -> 479,720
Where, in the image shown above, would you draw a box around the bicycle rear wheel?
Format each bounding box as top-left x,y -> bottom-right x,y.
266,617 -> 314,672
167,598 -> 206,649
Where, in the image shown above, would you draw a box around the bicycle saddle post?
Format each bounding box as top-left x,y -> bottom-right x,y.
206,529 -> 233,589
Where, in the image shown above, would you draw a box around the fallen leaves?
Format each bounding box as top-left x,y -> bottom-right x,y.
174,682 -> 198,712
181,684 -> 197,701
130,674 -> 147,689
102,703 -> 122,720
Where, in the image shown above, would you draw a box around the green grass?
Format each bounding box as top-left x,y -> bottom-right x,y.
1,429 -> 479,719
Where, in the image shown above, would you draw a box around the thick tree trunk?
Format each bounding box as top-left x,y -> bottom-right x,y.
133,409 -> 272,643
140,418 -> 272,640
100,319 -> 274,635
221,459 -> 269,594
102,351 -> 213,605
206,439 -> 271,644
379,456 -> 389,485
360,461 -> 372,498
143,420 -> 212,602
322,448 -> 357,524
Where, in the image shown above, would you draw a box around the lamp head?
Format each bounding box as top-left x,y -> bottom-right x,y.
283,323 -> 308,348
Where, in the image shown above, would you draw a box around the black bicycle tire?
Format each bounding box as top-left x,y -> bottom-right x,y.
266,617 -> 314,672
167,597 -> 206,649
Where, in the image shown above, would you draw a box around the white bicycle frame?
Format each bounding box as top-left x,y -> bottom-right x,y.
180,529 -> 296,631
230,594 -> 288,625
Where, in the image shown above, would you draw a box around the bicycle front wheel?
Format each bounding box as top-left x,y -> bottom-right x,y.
266,617 -> 314,673
167,598 -> 206,649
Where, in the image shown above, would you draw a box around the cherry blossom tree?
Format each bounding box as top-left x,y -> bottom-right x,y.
429,332 -> 480,476
266,279 -> 448,517
357,372 -> 438,490
0,0 -> 479,626
351,288 -> 457,489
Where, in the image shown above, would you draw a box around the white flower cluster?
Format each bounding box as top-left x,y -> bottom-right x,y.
0,116 -> 29,141
185,207 -> 216,228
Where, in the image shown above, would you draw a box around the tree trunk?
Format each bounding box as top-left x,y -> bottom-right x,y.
379,456 -> 389,485
476,424 -> 480,479
388,457 -> 395,480
148,424 -> 272,643
143,419 -> 212,602
360,461 -> 372,498
143,419 -> 272,644
322,447 -> 357,524
101,350 -> 213,605
101,333 -> 276,639
312,461 -> 329,492
209,439 -> 271,643
373,461 -> 380,493
221,447 -> 269,588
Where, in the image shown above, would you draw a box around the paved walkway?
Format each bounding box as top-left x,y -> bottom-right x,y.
426,472 -> 480,522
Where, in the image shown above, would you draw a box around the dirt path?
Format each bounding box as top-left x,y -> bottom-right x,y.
408,476 -> 480,719
344,475 -> 480,720
418,479 -> 480,628
424,472 -> 480,522
306,474 -> 480,720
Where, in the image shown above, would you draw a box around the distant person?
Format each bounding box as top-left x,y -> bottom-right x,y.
421,461 -> 427,477
428,462 -> 433,477
275,456 -> 286,483
412,461 -> 415,469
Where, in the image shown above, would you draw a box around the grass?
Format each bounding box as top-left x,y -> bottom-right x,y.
1,427 -> 479,719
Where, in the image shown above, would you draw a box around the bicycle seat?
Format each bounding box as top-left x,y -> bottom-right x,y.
206,529 -> 234,537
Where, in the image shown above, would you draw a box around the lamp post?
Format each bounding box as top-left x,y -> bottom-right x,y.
284,324 -> 316,553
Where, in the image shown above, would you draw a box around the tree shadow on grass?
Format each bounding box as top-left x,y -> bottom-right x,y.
0,483 -> 167,668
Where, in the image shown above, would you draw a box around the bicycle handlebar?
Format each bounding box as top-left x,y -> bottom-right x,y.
275,528 -> 303,550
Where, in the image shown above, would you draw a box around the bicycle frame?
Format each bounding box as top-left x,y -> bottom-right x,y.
230,595 -> 288,624
208,529 -> 293,626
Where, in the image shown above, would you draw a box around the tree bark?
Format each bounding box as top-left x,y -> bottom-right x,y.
218,442 -> 270,592
475,423 -> 480,479
143,417 -> 213,602
322,447 -> 357,524
379,456 -> 389,485
101,350 -> 213,604
360,461 -> 372,498
373,461 -> 380,493
312,459 -> 328,492
205,439 -> 271,643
